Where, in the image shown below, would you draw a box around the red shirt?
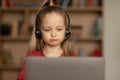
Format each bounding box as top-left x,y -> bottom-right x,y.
16,50 -> 77,80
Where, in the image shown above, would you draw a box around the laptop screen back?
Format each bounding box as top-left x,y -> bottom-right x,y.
26,57 -> 104,80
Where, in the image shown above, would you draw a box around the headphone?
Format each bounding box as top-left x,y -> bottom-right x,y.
35,6 -> 71,41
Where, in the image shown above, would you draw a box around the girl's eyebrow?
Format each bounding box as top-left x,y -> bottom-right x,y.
43,26 -> 65,28
42,26 -> 51,28
57,25 -> 65,28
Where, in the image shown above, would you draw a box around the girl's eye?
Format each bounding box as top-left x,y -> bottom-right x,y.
57,29 -> 63,31
44,29 -> 50,31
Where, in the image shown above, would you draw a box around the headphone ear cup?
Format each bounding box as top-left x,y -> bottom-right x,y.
65,30 -> 71,41
35,31 -> 41,39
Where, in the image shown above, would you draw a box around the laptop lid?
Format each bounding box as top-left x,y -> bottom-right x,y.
26,57 -> 104,80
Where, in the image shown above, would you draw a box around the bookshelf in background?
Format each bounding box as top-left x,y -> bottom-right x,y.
60,0 -> 103,57
0,0 -> 104,80
60,0 -> 102,8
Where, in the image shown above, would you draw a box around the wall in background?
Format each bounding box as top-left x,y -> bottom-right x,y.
104,0 -> 120,80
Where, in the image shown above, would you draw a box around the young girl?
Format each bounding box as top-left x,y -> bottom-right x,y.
28,0 -> 59,52
16,5 -> 77,80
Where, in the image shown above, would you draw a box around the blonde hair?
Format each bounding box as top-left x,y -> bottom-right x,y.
28,0 -> 72,56
28,0 -> 58,52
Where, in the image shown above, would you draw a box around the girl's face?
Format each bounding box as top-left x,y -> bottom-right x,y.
41,13 -> 66,47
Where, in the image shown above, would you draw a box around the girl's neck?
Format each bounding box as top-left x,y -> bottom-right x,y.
43,45 -> 63,57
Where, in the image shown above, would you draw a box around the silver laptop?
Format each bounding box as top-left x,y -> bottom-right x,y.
26,57 -> 105,80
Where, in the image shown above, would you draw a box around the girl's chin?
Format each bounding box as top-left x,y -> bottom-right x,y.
47,43 -> 61,47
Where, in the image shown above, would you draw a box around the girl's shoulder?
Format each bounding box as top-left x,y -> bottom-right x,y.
28,50 -> 45,56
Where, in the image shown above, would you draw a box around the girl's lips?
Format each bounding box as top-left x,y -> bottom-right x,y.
50,39 -> 58,41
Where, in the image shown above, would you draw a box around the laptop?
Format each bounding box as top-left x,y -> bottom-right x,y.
26,57 -> 105,80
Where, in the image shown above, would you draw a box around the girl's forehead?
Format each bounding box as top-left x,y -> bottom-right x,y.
44,12 -> 63,18
41,12 -> 66,28
42,13 -> 65,23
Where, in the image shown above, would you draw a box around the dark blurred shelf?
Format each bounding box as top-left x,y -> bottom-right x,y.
0,7 -> 25,12
0,65 -> 22,71
66,7 -> 103,12
71,36 -> 102,42
0,7 -> 102,12
0,36 -> 30,41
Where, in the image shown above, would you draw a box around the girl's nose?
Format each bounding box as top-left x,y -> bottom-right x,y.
51,30 -> 56,37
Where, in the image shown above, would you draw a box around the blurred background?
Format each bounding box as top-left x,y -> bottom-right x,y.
0,0 -> 120,80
